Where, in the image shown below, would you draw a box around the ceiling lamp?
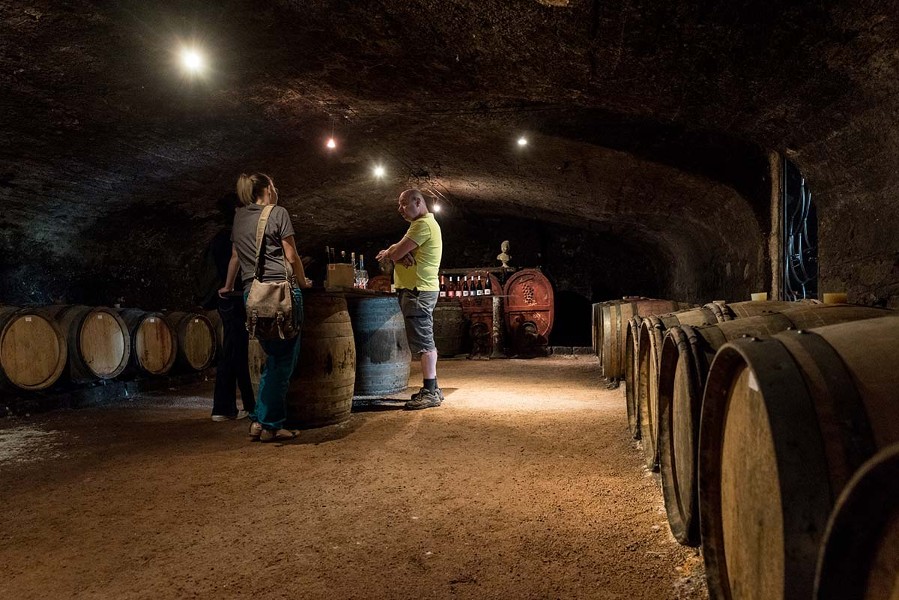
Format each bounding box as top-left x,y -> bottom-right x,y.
180,48 -> 205,75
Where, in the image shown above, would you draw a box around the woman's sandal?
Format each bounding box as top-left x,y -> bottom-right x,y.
260,428 -> 299,443
248,421 -> 263,439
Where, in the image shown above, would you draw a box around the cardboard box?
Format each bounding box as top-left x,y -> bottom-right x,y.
326,263 -> 355,288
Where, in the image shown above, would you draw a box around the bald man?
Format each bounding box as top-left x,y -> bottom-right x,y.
376,189 -> 444,409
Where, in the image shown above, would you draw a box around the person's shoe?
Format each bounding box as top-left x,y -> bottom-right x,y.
405,389 -> 442,410
212,410 -> 249,422
260,428 -> 299,443
409,387 -> 444,403
248,421 -> 263,439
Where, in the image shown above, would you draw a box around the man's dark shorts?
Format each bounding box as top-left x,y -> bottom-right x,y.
398,289 -> 439,354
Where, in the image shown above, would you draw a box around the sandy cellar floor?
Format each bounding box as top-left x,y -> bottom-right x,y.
0,356 -> 707,600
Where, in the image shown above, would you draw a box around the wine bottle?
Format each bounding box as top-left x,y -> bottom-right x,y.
476,275 -> 484,297
439,275 -> 447,299
449,276 -> 457,299
484,275 -> 492,296
462,276 -> 469,298
325,246 -> 331,266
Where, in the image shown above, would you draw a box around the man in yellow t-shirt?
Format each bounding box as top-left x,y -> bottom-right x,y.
376,189 -> 444,409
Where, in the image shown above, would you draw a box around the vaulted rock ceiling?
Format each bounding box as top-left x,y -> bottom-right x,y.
1,0 -> 897,307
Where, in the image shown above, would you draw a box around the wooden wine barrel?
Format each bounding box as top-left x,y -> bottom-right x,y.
814,443 -> 899,600
117,309 -> 177,376
602,298 -> 693,381
503,269 -> 554,355
0,306 -> 67,391
720,299 -> 819,319
698,315 -> 899,600
345,294 -> 411,396
287,291 -> 356,428
41,305 -> 131,383
595,297 -> 643,369
592,303 -> 602,357
624,315 -> 643,438
164,311 -> 216,371
633,305 -> 729,467
658,304 -> 891,546
433,301 -> 465,357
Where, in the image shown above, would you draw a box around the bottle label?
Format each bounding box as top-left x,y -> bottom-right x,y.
439,291 -> 446,298
476,289 -> 483,296
484,289 -> 491,296
463,290 -> 469,297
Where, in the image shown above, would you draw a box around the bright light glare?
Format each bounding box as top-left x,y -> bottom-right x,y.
181,49 -> 204,73
517,136 -> 528,146
326,138 -> 337,149
373,165 -> 385,178
433,203 -> 441,213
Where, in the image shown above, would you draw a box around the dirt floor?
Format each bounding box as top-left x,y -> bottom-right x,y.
0,356 -> 707,600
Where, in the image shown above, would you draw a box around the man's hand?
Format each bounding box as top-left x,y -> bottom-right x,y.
217,286 -> 232,298
376,249 -> 390,262
398,253 -> 416,267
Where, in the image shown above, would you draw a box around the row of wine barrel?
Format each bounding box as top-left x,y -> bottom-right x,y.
605,298 -> 899,600
0,305 -> 218,391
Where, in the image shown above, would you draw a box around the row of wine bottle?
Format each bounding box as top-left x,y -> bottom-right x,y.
439,275 -> 492,299
324,246 -> 365,271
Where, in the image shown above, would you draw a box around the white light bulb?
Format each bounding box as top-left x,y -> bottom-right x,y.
433,203 -> 441,213
373,165 -> 385,178
181,49 -> 204,73
517,136 -> 528,146
326,138 -> 336,149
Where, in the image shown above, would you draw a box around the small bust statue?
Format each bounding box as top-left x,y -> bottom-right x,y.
497,240 -> 512,268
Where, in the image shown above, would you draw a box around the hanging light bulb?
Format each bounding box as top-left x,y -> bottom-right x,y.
433,202 -> 441,213
517,136 -> 528,147
373,165 -> 385,178
180,48 -> 205,74
326,137 -> 336,149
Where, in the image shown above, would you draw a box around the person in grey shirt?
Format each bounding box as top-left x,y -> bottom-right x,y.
219,173 -> 311,442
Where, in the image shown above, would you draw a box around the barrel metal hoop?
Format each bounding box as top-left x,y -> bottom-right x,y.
775,329 -> 877,488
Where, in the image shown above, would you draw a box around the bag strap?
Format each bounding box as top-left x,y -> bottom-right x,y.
253,205 -> 275,281
252,204 -> 295,284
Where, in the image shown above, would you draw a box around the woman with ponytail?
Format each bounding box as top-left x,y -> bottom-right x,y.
219,173 -> 311,442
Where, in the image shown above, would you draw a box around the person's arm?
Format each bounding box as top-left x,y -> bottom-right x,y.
218,245 -> 240,297
282,235 -> 312,288
376,236 -> 419,266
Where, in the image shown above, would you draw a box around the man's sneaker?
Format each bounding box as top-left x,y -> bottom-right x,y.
409,387 -> 444,403
211,410 -> 249,422
405,389 -> 442,410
